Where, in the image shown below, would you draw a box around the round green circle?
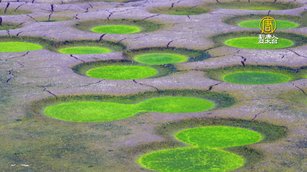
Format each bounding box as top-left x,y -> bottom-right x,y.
138,96 -> 216,113
90,24 -> 142,34
238,19 -> 300,29
85,65 -> 158,80
224,36 -> 294,49
133,53 -> 189,65
176,126 -> 263,148
222,71 -> 292,85
0,41 -> 43,52
58,46 -> 112,54
138,147 -> 245,172
44,101 -> 139,122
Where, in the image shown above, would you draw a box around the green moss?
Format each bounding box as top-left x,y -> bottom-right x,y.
176,126 -> 263,148
138,147 -> 244,172
58,46 -> 112,54
206,66 -> 302,85
133,53 -> 188,65
43,96 -> 216,122
91,24 -> 142,34
76,19 -> 163,34
224,36 -> 294,49
150,6 -> 209,15
86,65 -> 158,80
238,19 -> 300,29
0,41 -> 43,52
209,2 -> 302,10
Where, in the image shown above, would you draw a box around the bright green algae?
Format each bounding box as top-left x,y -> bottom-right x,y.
90,24 -> 142,34
238,19 -> 300,29
224,36 -> 294,49
138,126 -> 263,172
58,46 -> 112,54
222,71 -> 292,85
176,126 -> 263,148
86,65 -> 158,80
44,96 -> 216,122
138,147 -> 244,172
0,41 -> 43,52
133,53 -> 189,65
150,6 -> 209,15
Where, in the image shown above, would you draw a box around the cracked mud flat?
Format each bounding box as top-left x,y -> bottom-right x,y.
0,0 -> 307,171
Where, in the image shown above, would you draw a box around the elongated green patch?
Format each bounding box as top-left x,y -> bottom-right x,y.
91,25 -> 142,34
44,96 -> 216,122
138,147 -> 245,172
86,65 -> 158,80
134,53 -> 188,65
238,19 -> 300,29
58,46 -> 112,54
0,41 -> 43,52
223,71 -> 292,85
176,126 -> 263,148
138,126 -> 263,172
224,36 -> 294,49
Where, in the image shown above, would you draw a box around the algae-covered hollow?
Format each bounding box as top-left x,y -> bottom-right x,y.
149,6 -> 210,15
125,47 -> 210,65
138,147 -> 245,172
176,126 -> 263,148
212,32 -> 306,50
208,1 -> 302,10
43,97 -> 215,122
206,66 -> 302,85
86,65 -> 159,80
224,14 -> 306,29
76,19 -> 163,34
137,125 -> 263,172
91,24 -> 142,34
36,90 -> 234,122
0,41 -> 43,53
55,40 -> 125,55
58,46 -> 112,54
72,60 -> 173,80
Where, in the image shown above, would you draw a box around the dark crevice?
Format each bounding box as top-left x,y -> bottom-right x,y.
4,2 -> 10,14
7,51 -> 30,60
292,83 -> 307,96
80,80 -> 104,87
166,40 -> 174,48
26,14 -> 38,22
251,111 -> 266,121
6,69 -> 14,83
97,34 -> 106,42
142,14 -> 160,21
132,79 -> 160,92
42,87 -> 58,98
69,55 -> 85,63
286,49 -> 307,58
206,82 -> 223,92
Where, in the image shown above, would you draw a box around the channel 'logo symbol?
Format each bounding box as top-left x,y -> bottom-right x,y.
260,16 -> 277,34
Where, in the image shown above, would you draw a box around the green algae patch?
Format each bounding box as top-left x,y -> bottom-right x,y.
176,126 -> 263,148
150,6 -> 209,15
86,65 -> 158,80
0,9 -> 31,15
206,66 -> 302,85
76,19 -> 163,34
58,46 -> 112,55
238,19 -> 299,29
138,147 -> 244,172
208,2 -> 302,10
224,36 -> 294,49
0,41 -> 43,52
91,24 -> 142,34
137,125 -> 263,172
44,101 -> 139,122
43,96 -> 216,122
138,96 -> 215,113
133,52 -> 188,65
223,71 -> 292,85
